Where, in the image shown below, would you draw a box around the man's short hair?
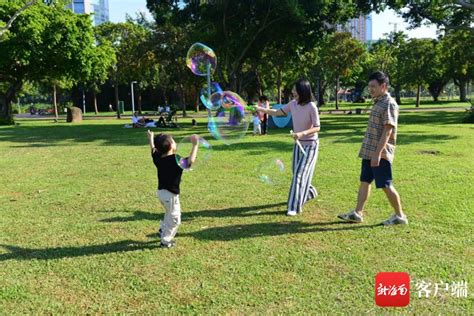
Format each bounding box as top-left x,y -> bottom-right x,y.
368,71 -> 389,86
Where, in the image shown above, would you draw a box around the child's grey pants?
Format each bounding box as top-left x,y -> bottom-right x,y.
157,189 -> 181,245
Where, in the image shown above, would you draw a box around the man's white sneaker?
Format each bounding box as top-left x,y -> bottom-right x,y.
382,214 -> 408,226
337,210 -> 363,223
286,210 -> 297,216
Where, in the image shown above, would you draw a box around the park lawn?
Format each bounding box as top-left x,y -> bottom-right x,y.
321,99 -> 471,111
0,111 -> 473,313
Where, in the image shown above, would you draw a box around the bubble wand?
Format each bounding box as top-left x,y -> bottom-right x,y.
206,62 -> 213,131
290,129 -> 307,156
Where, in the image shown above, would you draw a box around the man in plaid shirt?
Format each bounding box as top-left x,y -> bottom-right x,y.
338,71 -> 408,225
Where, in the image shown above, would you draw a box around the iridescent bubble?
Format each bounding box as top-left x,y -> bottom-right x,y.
258,158 -> 286,185
175,135 -> 212,171
221,90 -> 246,109
207,90 -> 250,145
200,82 -> 223,110
186,43 -> 217,76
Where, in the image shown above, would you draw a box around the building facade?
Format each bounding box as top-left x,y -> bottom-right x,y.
337,15 -> 372,43
69,0 -> 109,26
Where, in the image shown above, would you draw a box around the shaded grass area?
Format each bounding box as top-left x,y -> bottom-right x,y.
0,111 -> 473,313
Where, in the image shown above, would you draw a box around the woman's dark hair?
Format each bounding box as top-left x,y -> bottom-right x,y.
294,78 -> 314,105
258,95 -> 268,102
368,71 -> 389,86
154,133 -> 173,155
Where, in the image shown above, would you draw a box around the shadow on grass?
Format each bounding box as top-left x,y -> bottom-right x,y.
180,221 -> 382,241
0,240 -> 159,261
100,202 -> 288,223
1,120 -> 212,148
1,111 -> 464,148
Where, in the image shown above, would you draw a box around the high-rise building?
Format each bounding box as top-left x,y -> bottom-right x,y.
337,15 -> 372,43
69,0 -> 109,26
366,15 -> 373,42
92,0 -> 109,26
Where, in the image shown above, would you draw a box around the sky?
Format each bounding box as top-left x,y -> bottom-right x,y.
108,1 -> 439,40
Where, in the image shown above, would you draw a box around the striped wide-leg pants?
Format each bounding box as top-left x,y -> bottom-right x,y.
287,141 -> 319,213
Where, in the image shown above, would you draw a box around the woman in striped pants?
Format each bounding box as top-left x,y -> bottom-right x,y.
256,78 -> 320,216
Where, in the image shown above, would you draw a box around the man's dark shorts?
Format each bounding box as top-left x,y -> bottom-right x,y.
360,159 -> 393,188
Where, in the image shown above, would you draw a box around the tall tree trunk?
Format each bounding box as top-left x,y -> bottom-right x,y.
416,84 -> 421,108
230,73 -> 238,92
428,80 -> 446,102
53,84 -> 58,118
137,92 -> 142,114
335,76 -> 340,110
318,82 -> 326,106
180,83 -> 187,117
237,75 -> 242,94
394,84 -> 402,105
114,83 -> 120,119
1,82 -> 22,124
93,91 -> 99,115
277,67 -> 282,104
458,79 -> 467,102
256,70 -> 263,96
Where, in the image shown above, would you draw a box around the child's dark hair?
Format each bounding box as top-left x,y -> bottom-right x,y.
153,133 -> 173,155
368,71 -> 389,86
258,95 -> 268,102
294,78 -> 314,105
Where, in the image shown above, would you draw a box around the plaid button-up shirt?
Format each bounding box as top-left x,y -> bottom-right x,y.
359,93 -> 398,163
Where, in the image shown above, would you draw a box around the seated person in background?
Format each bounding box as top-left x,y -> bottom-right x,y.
165,106 -> 171,113
132,112 -> 156,128
132,112 -> 145,127
157,116 -> 166,127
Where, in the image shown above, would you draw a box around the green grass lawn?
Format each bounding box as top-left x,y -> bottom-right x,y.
1,111 -> 473,313
321,99 -> 471,111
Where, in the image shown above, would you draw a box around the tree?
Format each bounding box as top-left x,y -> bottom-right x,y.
120,16 -> 160,114
147,0 -> 376,98
0,0 -> 45,38
39,77 -> 73,118
319,32 -> 366,109
425,40 -> 449,102
439,30 -> 474,102
96,20 -> 160,117
151,10 -> 194,117
366,32 -> 407,104
85,40 -> 116,114
392,1 -> 474,33
0,1 -> 95,123
398,38 -> 439,107
253,37 -> 311,104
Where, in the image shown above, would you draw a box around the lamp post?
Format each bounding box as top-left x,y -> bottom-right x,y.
131,81 -> 137,114
82,89 -> 86,114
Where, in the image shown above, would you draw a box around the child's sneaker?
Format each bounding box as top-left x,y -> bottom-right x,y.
160,240 -> 176,248
337,210 -> 363,223
381,214 -> 408,226
286,210 -> 297,216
